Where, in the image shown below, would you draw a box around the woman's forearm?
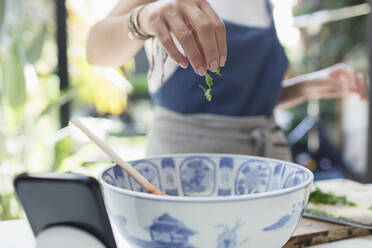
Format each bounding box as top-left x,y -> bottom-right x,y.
87,0 -> 227,74
276,63 -> 368,110
276,82 -> 308,110
277,70 -> 329,110
86,0 -> 153,67
276,72 -> 312,110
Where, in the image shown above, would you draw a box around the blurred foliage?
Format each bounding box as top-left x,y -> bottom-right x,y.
26,24 -> 47,64
0,0 -> 4,36
66,0 -> 133,116
294,0 -> 368,73
52,136 -> 74,172
0,194 -> 16,220
127,74 -> 149,97
286,0 -> 368,145
0,0 -> 147,221
1,41 -> 26,132
71,58 -> 129,115
294,0 -> 367,15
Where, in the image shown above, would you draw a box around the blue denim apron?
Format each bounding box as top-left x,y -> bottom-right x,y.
150,1 -> 288,116
146,1 -> 291,160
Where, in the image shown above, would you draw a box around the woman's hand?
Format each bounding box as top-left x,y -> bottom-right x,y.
304,63 -> 368,101
139,0 -> 227,76
277,64 -> 368,110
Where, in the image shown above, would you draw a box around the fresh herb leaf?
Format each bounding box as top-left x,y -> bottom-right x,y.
200,67 -> 222,102
305,208 -> 330,216
305,208 -> 352,221
338,216 -> 352,221
204,90 -> 212,102
216,67 -> 222,76
309,188 -> 357,207
199,84 -> 207,92
199,84 -> 212,102
205,73 -> 213,88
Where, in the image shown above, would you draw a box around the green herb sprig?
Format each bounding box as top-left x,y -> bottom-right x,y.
199,67 -> 222,102
309,188 -> 357,207
305,208 -> 352,221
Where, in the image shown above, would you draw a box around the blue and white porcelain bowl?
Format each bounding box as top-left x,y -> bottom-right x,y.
99,154 -> 313,248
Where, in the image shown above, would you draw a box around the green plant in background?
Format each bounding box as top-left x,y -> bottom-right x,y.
1,40 -> 26,132
0,0 -> 78,220
285,0 -> 368,147
294,0 -> 367,72
51,136 -> 74,172
0,0 -> 145,221
0,0 -> 4,36
70,58 -> 131,116
66,0 -> 133,116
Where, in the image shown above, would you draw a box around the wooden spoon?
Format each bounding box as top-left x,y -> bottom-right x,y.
70,118 -> 165,195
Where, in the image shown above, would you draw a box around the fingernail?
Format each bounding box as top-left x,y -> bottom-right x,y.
210,60 -> 218,72
197,66 -> 206,76
219,56 -> 226,67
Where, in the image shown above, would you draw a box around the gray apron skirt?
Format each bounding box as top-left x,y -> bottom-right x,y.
146,107 -> 292,161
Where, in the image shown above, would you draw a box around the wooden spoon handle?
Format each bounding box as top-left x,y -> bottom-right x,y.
70,118 -> 165,195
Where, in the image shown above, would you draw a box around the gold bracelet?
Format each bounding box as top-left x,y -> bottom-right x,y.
134,5 -> 154,39
127,5 -> 154,41
128,10 -> 143,40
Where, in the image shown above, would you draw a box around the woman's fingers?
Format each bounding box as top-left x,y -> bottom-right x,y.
329,67 -> 369,100
329,66 -> 358,95
198,0 -> 227,67
320,82 -> 348,99
152,20 -> 189,69
356,72 -> 369,100
306,64 -> 369,101
166,15 -> 207,75
182,3 -> 220,72
354,72 -> 363,99
139,0 -> 226,74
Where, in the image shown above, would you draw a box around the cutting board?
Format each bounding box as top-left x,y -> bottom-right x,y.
284,179 -> 372,248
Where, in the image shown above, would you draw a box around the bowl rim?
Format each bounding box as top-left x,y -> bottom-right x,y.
98,153 -> 314,203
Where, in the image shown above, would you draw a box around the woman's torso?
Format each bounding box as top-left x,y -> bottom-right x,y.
144,0 -> 288,116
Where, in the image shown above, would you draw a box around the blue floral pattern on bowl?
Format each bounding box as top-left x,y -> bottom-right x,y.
179,156 -> 216,196
100,154 -> 313,248
103,155 -> 310,197
234,160 -> 271,195
129,160 -> 162,193
263,200 -> 305,232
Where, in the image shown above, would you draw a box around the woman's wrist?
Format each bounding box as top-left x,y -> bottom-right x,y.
283,72 -> 326,101
128,4 -> 154,40
135,5 -> 154,37
124,0 -> 227,74
301,77 -> 328,101
299,79 -> 311,102
277,80 -> 309,110
138,3 -> 155,36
